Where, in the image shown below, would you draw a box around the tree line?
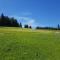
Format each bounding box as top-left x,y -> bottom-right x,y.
36,24 -> 60,30
0,13 -> 60,30
0,13 -> 20,27
0,13 -> 32,29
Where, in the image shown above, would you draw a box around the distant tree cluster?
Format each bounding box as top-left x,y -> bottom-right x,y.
24,24 -> 32,29
36,24 -> 60,30
0,13 -> 60,30
0,13 -> 20,27
0,13 -> 32,29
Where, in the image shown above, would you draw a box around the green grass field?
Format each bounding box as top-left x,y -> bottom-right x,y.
0,27 -> 60,60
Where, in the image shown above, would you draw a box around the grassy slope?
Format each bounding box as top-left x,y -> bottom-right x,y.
0,27 -> 60,60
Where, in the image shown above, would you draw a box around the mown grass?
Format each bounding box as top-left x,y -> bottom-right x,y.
0,27 -> 60,60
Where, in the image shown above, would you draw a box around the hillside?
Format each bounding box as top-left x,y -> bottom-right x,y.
0,27 -> 60,60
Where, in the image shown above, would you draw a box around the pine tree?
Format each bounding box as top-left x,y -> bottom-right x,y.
58,24 -> 60,30
20,22 -> 22,28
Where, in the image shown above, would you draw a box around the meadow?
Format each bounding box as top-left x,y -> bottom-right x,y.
0,27 -> 60,60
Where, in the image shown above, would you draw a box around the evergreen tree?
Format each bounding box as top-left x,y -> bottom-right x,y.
20,22 -> 22,28
0,13 -> 20,27
29,26 -> 32,29
58,24 -> 60,30
24,24 -> 28,28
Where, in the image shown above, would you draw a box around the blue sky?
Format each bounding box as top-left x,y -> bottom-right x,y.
0,0 -> 60,27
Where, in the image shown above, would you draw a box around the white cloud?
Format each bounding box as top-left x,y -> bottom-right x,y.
19,17 -> 35,26
27,19 -> 35,26
19,17 -> 31,20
